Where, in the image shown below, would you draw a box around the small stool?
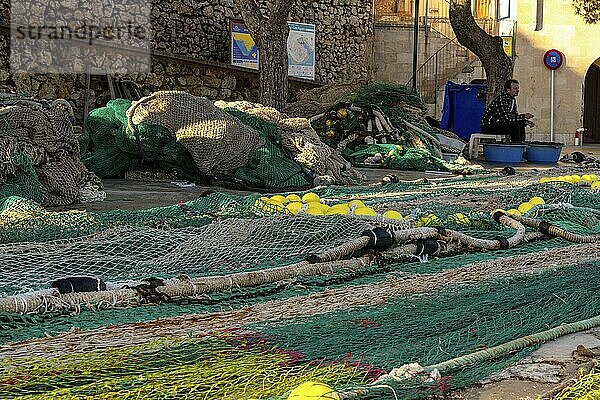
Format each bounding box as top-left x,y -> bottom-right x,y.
468,133 -> 509,159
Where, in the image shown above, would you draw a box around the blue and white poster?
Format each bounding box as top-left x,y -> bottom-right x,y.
231,20 -> 259,70
287,22 -> 315,80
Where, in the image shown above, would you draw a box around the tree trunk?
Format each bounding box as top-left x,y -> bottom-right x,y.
255,23 -> 289,110
449,0 -> 513,103
236,0 -> 292,110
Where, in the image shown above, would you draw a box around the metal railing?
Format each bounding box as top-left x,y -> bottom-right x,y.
406,17 -> 516,112
406,37 -> 474,109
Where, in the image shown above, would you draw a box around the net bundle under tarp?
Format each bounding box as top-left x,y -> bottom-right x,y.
0,96 -> 103,206
308,82 -> 481,174
0,168 -> 599,399
82,98 -> 201,181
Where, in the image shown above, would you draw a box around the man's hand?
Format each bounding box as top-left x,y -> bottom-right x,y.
523,113 -> 534,119
526,120 -> 535,128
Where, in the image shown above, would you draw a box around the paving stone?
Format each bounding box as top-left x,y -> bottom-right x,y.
463,379 -> 556,400
530,332 -> 600,362
481,363 -> 562,384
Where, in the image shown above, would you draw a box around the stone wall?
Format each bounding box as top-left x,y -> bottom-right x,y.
152,0 -> 374,84
373,22 -> 466,88
0,41 -> 318,122
0,0 -> 374,120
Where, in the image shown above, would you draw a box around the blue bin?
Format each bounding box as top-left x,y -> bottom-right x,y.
524,142 -> 564,164
440,81 -> 487,141
483,143 -> 526,163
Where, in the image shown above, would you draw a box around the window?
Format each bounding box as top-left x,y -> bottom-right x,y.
498,0 -> 511,20
474,0 -> 492,18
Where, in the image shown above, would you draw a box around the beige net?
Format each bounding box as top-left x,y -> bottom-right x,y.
0,97 -> 103,206
284,82 -> 361,118
214,100 -> 365,185
127,91 -> 264,175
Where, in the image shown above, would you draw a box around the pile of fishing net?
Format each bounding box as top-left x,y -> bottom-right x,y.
214,99 -> 364,186
307,82 -> 484,174
83,91 -> 364,189
0,95 -> 104,206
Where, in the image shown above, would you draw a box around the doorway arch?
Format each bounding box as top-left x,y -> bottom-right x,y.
583,58 -> 600,143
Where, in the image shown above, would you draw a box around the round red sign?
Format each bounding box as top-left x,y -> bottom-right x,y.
544,49 -> 564,70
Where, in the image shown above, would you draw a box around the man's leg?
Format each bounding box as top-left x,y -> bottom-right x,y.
481,122 -> 501,135
482,122 -> 513,137
481,121 -> 525,143
517,120 -> 526,142
483,122 -> 524,142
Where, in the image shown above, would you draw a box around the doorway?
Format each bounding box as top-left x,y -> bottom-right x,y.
583,59 -> 600,143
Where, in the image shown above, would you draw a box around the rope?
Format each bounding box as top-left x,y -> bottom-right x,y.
450,214 -> 526,250
339,313 -> 600,398
424,313 -> 600,373
505,212 -> 600,244
0,215 -> 562,315
311,236 -> 370,263
0,255 -> 372,314
1,243 -> 598,360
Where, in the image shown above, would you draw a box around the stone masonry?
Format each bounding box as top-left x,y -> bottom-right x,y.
0,0 -> 374,121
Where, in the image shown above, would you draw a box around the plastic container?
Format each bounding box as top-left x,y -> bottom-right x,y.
440,81 -> 487,141
483,143 -> 526,163
524,142 -> 564,164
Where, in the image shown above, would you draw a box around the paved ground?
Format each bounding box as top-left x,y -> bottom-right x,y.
52,144 -> 600,399
62,144 -> 600,213
461,329 -> 600,399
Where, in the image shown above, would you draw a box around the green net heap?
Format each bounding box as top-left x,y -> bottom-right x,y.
310,82 -> 484,174
83,92 -> 364,190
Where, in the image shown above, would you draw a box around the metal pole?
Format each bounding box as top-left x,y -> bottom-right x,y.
434,53 -> 438,117
424,0 -> 429,42
550,69 -> 554,142
412,0 -> 420,92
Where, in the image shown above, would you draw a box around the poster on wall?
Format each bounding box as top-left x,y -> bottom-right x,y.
230,19 -> 316,80
287,22 -> 316,80
230,19 -> 259,70
501,36 -> 513,57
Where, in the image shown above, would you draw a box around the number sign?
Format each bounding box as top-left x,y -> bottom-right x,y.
544,49 -> 564,70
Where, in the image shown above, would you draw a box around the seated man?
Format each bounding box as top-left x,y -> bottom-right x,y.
480,79 -> 535,142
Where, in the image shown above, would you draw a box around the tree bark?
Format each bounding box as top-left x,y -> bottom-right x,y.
449,0 -> 513,103
236,0 -> 292,110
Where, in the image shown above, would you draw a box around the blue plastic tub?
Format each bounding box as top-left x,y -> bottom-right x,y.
524,142 -> 564,164
483,143 -> 526,163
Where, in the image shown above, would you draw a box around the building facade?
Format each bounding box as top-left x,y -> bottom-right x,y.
512,0 -> 600,144
373,0 -> 600,144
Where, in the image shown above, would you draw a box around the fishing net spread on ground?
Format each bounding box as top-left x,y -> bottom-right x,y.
307,82 -> 483,175
555,364 -> 600,400
0,95 -> 104,206
0,168 -> 599,399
